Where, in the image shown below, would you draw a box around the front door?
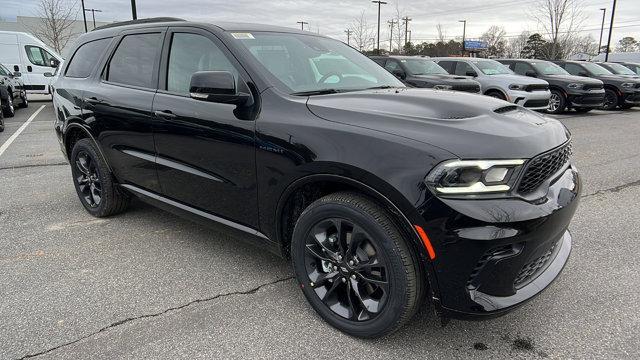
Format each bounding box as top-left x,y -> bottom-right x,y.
152,28 -> 259,228
22,44 -> 59,92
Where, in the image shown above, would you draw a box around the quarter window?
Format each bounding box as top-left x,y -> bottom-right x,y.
25,45 -> 56,67
166,33 -> 238,94
65,38 -> 112,78
107,33 -> 162,88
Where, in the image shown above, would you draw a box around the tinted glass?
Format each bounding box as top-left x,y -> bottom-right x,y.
473,60 -> 512,75
531,61 -> 569,75
437,61 -> 455,73
66,38 -> 112,78
454,62 -> 475,76
234,32 -> 404,94
581,62 -> 612,76
402,59 -> 448,75
563,63 -> 583,75
167,33 -> 238,94
384,60 -> 401,72
107,33 -> 162,88
513,62 -> 533,75
603,63 -> 636,75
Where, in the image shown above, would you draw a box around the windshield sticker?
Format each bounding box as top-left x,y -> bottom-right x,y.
231,33 -> 255,40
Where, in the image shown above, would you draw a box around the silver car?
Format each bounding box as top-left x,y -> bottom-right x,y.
434,57 -> 551,110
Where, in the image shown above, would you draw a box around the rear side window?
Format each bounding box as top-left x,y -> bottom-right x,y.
65,38 -> 112,78
438,61 -> 455,73
25,45 -> 56,67
454,62 -> 475,76
564,63 -> 583,76
513,62 -> 533,76
107,33 -> 162,88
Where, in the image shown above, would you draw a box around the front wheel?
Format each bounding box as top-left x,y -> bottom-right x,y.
291,192 -> 423,338
601,89 -> 619,110
546,90 -> 566,114
18,91 -> 28,108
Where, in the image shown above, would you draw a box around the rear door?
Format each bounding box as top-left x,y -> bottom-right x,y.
151,27 -> 259,228
82,29 -> 165,192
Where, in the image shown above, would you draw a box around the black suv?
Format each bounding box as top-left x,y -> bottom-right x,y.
53,18 -> 580,338
498,59 -> 604,114
370,55 -> 481,93
553,60 -> 640,110
0,63 -> 29,120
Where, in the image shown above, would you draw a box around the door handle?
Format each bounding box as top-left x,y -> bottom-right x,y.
27,66 -> 32,72
84,97 -> 101,104
154,110 -> 177,119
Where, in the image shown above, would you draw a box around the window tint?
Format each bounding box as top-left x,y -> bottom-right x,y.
564,63 -> 584,76
167,33 -> 237,94
25,45 -> 56,67
107,33 -> 162,88
513,62 -> 533,76
384,60 -> 401,72
66,38 -> 112,78
454,62 -> 475,76
438,61 -> 455,73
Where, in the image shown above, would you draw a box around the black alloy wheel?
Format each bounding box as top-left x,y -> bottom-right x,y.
547,90 -> 566,114
292,192 -> 423,338
75,150 -> 103,208
601,89 -> 619,110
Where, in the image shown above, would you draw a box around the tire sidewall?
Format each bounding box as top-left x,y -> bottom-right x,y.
602,89 -> 619,110
70,139 -> 112,216
291,201 -> 410,337
547,89 -> 565,114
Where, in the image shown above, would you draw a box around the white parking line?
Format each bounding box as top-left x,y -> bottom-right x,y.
0,105 -> 47,158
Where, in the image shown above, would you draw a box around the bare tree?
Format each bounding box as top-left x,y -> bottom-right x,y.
570,34 -> 598,57
436,23 -> 447,43
616,37 -> 639,52
480,25 -> 507,57
29,0 -> 78,54
349,10 -> 375,52
531,0 -> 585,59
392,2 -> 404,53
506,31 -> 531,58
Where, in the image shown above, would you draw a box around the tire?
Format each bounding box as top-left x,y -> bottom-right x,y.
2,94 -> 15,117
601,88 -> 619,110
18,91 -> 28,108
546,89 -> 566,114
574,107 -> 592,113
0,98 -> 4,132
291,192 -> 423,338
486,90 -> 506,100
70,138 -> 130,217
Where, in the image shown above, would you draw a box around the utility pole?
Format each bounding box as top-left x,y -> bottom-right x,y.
459,19 -> 467,56
372,1 -> 387,55
84,8 -> 102,30
387,19 -> 397,53
297,21 -> 308,31
408,30 -> 412,44
598,8 -> 606,54
605,0 -> 616,62
345,29 -> 352,45
402,16 -> 411,51
131,0 -> 137,20
81,0 -> 87,32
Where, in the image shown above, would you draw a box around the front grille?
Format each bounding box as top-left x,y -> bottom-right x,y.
525,84 -> 549,92
575,94 -> 604,105
453,84 -> 481,93
467,245 -> 514,289
514,242 -> 557,288
523,99 -> 550,108
583,83 -> 604,91
518,141 -> 572,194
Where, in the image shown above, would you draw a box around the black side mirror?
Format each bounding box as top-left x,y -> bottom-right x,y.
392,69 -> 406,80
466,71 -> 478,77
525,70 -> 537,77
13,71 -> 22,77
189,71 -> 250,105
49,59 -> 59,68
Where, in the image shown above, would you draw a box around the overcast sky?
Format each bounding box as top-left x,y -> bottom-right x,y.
2,0 -> 638,46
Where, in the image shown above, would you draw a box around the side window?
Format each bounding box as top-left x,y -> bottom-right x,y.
384,60 -> 400,72
0,65 -> 7,76
65,38 -> 112,78
454,62 -> 475,76
107,33 -> 162,88
564,63 -> 582,75
25,45 -> 48,66
438,61 -> 455,73
513,62 -> 533,76
166,33 -> 238,94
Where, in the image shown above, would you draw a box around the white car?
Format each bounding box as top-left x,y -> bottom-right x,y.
0,31 -> 63,95
434,57 -> 551,110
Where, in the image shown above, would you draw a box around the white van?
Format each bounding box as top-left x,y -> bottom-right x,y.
0,31 -> 63,94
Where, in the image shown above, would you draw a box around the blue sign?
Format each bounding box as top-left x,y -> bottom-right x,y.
464,40 -> 488,50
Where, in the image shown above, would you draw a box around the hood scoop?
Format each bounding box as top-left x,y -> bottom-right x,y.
494,105 -> 519,114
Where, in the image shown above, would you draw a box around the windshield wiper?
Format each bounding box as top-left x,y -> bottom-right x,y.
364,85 -> 397,90
292,89 -> 342,96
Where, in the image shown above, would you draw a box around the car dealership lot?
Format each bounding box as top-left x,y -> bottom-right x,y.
1,102 -> 639,359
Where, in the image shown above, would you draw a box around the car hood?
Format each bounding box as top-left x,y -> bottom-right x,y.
484,73 -> 549,85
544,74 -> 603,85
306,88 -> 568,159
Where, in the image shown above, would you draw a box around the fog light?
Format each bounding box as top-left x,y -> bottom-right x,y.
484,167 -> 509,183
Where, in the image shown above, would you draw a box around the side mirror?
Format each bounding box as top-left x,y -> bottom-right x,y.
525,70 -> 537,77
13,71 -> 22,77
189,71 -> 250,105
392,69 -> 405,80
44,72 -> 53,77
49,59 -> 59,68
466,71 -> 478,77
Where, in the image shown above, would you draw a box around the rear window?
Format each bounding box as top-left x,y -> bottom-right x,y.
106,33 -> 162,88
65,38 -> 112,78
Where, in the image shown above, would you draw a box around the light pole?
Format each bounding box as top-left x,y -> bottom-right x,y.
388,19 -> 397,53
84,8 -> 102,30
81,0 -> 88,32
297,21 -> 308,31
605,0 -> 616,62
372,1 -> 387,55
131,0 -> 137,20
459,20 -> 467,55
402,16 -> 411,51
598,8 -> 606,54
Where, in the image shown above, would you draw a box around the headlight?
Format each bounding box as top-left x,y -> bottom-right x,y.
621,82 -> 635,88
509,84 -> 526,90
433,84 -> 453,90
567,83 -> 584,89
425,159 -> 525,194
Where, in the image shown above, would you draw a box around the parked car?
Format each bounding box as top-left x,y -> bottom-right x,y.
53,18 -> 580,338
0,96 -> 4,131
596,62 -> 640,79
614,62 -> 640,75
0,31 -> 63,95
370,55 -> 481,93
0,62 -> 29,117
553,60 -> 640,110
497,59 -> 604,114
433,57 -> 551,110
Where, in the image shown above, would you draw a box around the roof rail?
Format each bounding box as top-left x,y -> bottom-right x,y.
93,17 -> 185,31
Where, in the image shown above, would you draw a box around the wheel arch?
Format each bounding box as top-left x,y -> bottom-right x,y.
64,123 -> 113,173
548,85 -> 567,98
483,87 -> 508,99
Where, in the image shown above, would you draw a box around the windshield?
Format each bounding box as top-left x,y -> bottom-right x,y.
531,61 -> 569,75
582,62 -> 612,76
232,32 -> 404,94
402,58 -> 449,75
604,63 -> 636,75
474,60 -> 513,75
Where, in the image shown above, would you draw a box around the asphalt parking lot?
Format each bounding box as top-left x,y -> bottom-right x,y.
1,100 -> 639,359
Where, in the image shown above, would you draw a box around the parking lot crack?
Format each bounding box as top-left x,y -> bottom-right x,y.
0,162 -> 68,172
581,179 -> 640,199
15,276 -> 294,359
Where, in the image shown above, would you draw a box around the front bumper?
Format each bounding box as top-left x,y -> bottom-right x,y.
623,91 -> 640,105
420,165 -> 580,318
568,89 -> 605,108
506,89 -> 551,110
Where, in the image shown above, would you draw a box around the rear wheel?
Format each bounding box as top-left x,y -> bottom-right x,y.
291,192 -> 423,338
601,89 -> 619,110
70,138 -> 130,217
546,90 -> 566,114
